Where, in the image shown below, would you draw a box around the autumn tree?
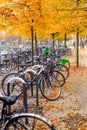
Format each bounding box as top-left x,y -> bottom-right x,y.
0,0 -> 87,66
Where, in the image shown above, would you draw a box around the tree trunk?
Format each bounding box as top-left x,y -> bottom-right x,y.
35,33 -> 38,55
64,34 -> 67,48
51,33 -> 55,50
75,0 -> 79,67
31,25 -> 34,65
75,32 -> 79,67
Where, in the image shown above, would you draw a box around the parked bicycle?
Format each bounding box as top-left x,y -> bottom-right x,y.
0,92 -> 56,129
2,62 -> 62,101
0,55 -> 13,74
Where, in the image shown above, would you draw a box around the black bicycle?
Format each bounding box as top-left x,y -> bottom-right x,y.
2,63 -> 62,101
0,86 -> 56,129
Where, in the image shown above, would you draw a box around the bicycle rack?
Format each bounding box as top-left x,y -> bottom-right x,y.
7,77 -> 42,114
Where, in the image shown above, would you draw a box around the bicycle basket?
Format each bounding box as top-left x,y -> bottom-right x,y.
41,49 -> 51,56
60,58 -> 69,65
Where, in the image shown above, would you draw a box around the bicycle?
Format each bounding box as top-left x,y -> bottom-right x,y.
2,63 -> 62,101
49,49 -> 70,69
0,92 -> 56,129
0,56 -> 13,74
47,52 -> 70,80
34,50 -> 70,80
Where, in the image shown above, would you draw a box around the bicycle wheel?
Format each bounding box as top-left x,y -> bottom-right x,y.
66,60 -> 70,69
50,70 -> 65,87
10,60 -> 17,70
4,113 -> 56,130
2,73 -> 21,96
55,63 -> 69,80
0,62 -> 12,74
39,73 -> 62,101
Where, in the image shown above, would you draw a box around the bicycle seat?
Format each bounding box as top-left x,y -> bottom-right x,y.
0,95 -> 17,105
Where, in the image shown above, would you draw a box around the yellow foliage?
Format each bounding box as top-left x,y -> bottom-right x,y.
0,0 -> 87,39
0,0 -> 12,4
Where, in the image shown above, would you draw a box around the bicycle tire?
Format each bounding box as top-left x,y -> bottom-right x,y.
55,63 -> 69,80
4,113 -> 56,130
63,60 -> 70,69
0,62 -> 12,74
39,73 -> 62,101
49,70 -> 65,87
10,60 -> 17,70
18,70 -> 34,83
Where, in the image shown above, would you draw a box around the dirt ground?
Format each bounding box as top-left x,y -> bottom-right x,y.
0,47 -> 87,130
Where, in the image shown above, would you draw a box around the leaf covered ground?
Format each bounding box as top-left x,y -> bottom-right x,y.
42,48 -> 87,129
0,47 -> 87,130
42,66 -> 87,130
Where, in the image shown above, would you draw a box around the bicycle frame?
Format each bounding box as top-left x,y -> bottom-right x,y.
0,94 -> 19,129
0,93 -> 56,130
0,75 -> 56,129
24,64 -> 48,84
